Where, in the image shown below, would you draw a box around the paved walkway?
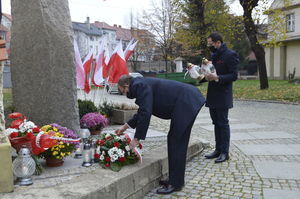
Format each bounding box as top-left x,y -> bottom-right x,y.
79,90 -> 300,198
144,101 -> 300,199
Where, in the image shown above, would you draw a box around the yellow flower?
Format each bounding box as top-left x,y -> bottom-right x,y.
61,152 -> 65,157
53,128 -> 58,132
56,156 -> 61,159
52,151 -> 58,156
60,141 -> 63,145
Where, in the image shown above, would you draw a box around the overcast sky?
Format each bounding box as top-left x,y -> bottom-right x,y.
2,0 -> 245,28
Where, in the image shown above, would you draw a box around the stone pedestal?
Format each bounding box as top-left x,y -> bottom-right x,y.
0,137 -> 14,193
111,109 -> 137,124
10,0 -> 80,132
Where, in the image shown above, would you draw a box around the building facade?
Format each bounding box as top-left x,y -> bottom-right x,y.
265,0 -> 300,80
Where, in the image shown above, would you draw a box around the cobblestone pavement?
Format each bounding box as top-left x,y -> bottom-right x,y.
144,101 -> 300,199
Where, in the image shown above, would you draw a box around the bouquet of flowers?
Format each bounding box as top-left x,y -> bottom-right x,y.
80,112 -> 109,134
4,112 -> 42,152
94,133 -> 142,172
37,124 -> 79,160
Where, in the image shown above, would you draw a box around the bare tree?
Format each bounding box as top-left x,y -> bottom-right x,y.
140,0 -> 179,72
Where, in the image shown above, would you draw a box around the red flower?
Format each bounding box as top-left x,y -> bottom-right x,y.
139,143 -> 143,149
126,138 -> 131,144
113,142 -> 120,148
106,136 -> 111,140
105,163 -> 110,167
105,157 -> 111,162
32,127 -> 40,133
118,157 -> 126,162
26,132 -> 35,140
8,112 -> 24,119
100,140 -> 105,146
94,153 -> 100,159
10,119 -> 24,128
10,132 -> 19,138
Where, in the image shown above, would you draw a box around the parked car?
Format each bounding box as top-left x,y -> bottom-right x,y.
105,72 -> 143,94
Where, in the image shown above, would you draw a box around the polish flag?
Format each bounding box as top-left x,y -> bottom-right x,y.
73,39 -> 85,89
92,39 -> 106,87
124,39 -> 138,61
83,50 -> 93,93
102,45 -> 110,78
108,40 -> 129,83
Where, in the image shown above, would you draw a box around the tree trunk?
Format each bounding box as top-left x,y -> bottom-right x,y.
240,0 -> 268,89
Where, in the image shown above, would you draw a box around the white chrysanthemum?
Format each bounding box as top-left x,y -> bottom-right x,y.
117,149 -> 125,157
3,128 -> 18,136
19,121 -> 37,133
96,146 -> 100,154
125,145 -> 130,151
100,154 -> 104,161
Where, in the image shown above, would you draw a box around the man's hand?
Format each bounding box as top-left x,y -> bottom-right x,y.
205,73 -> 219,81
129,138 -> 140,150
115,123 -> 129,135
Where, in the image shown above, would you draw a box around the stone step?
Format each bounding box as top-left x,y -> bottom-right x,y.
0,138 -> 206,199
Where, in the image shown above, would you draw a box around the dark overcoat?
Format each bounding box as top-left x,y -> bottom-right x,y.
206,43 -> 239,109
126,77 -> 205,140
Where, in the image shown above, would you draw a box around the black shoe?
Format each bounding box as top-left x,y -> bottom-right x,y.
159,179 -> 169,186
215,153 -> 229,163
204,150 -> 220,159
156,185 -> 182,195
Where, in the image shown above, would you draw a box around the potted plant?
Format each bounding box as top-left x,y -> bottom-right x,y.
80,112 -> 109,135
38,124 -> 79,167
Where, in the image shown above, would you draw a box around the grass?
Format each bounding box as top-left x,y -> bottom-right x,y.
198,80 -> 300,103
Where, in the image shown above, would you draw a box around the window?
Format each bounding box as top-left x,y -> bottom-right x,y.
286,13 -> 295,32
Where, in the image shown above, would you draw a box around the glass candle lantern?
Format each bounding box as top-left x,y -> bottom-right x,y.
82,142 -> 92,167
12,147 -> 36,186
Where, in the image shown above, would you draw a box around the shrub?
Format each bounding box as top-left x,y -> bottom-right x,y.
78,100 -> 98,119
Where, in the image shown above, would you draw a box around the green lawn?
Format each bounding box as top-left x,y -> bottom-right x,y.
198,80 -> 300,103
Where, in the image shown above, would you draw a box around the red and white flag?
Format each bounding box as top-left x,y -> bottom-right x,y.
74,39 -> 85,89
92,38 -> 106,87
83,50 -> 93,94
124,39 -> 138,61
108,40 -> 129,83
102,44 -> 110,79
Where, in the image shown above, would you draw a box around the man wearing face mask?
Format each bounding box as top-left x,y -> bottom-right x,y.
203,32 -> 239,163
115,75 -> 205,194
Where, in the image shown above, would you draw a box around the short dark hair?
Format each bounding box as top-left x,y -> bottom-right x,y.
118,75 -> 133,87
208,32 -> 223,43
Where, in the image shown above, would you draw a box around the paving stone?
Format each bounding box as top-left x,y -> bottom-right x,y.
236,144 -> 300,155
232,131 -> 297,141
201,123 -> 265,131
263,189 -> 300,199
253,161 -> 300,179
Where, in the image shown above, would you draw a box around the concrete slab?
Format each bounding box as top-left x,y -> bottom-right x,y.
236,144 -> 300,155
126,128 -> 167,138
194,118 -> 238,125
231,131 -> 297,140
263,189 -> 300,199
253,161 -> 300,179
201,123 -> 265,131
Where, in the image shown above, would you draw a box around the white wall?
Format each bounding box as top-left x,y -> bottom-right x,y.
286,40 -> 300,77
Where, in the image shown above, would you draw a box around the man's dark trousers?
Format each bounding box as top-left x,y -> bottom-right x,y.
209,108 -> 230,153
167,102 -> 200,188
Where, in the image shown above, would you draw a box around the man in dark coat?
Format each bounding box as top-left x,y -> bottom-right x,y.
116,75 -> 205,194
204,32 -> 239,163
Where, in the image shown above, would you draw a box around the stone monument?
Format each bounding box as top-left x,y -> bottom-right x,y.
10,0 -> 80,131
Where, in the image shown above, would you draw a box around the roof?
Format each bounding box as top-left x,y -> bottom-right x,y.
0,24 -> 9,32
93,21 -> 116,31
113,25 -> 131,41
72,22 -> 103,36
2,13 -> 12,21
0,40 -> 8,61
